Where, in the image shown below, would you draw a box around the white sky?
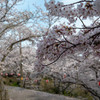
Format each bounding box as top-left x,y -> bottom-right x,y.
61,0 -> 80,4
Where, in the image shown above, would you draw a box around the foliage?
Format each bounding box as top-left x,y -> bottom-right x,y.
2,77 -> 20,87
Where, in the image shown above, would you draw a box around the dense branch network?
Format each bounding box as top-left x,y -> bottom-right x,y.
35,0 -> 100,71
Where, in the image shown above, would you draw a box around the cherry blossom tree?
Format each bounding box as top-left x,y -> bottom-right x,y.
0,0 -> 61,93
0,0 -> 49,99
35,0 -> 100,99
0,0 -> 36,98
50,56 -> 100,99
1,46 -> 36,73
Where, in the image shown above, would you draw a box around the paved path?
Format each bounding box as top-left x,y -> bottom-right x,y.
6,86 -> 80,100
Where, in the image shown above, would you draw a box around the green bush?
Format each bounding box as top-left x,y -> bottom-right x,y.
40,78 -> 54,92
11,82 -> 20,87
63,87 -> 93,100
2,77 -> 20,87
35,77 -> 93,100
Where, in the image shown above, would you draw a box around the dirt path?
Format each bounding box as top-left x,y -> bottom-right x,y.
6,86 -> 80,100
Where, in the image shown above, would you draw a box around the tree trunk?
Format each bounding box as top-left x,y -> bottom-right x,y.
0,76 -> 9,100
19,33 -> 24,88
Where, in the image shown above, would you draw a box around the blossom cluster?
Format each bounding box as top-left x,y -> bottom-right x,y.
35,0 -> 100,71
36,25 -> 99,70
45,0 -> 99,22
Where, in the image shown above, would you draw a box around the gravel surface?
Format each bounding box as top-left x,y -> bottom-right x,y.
6,86 -> 80,100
